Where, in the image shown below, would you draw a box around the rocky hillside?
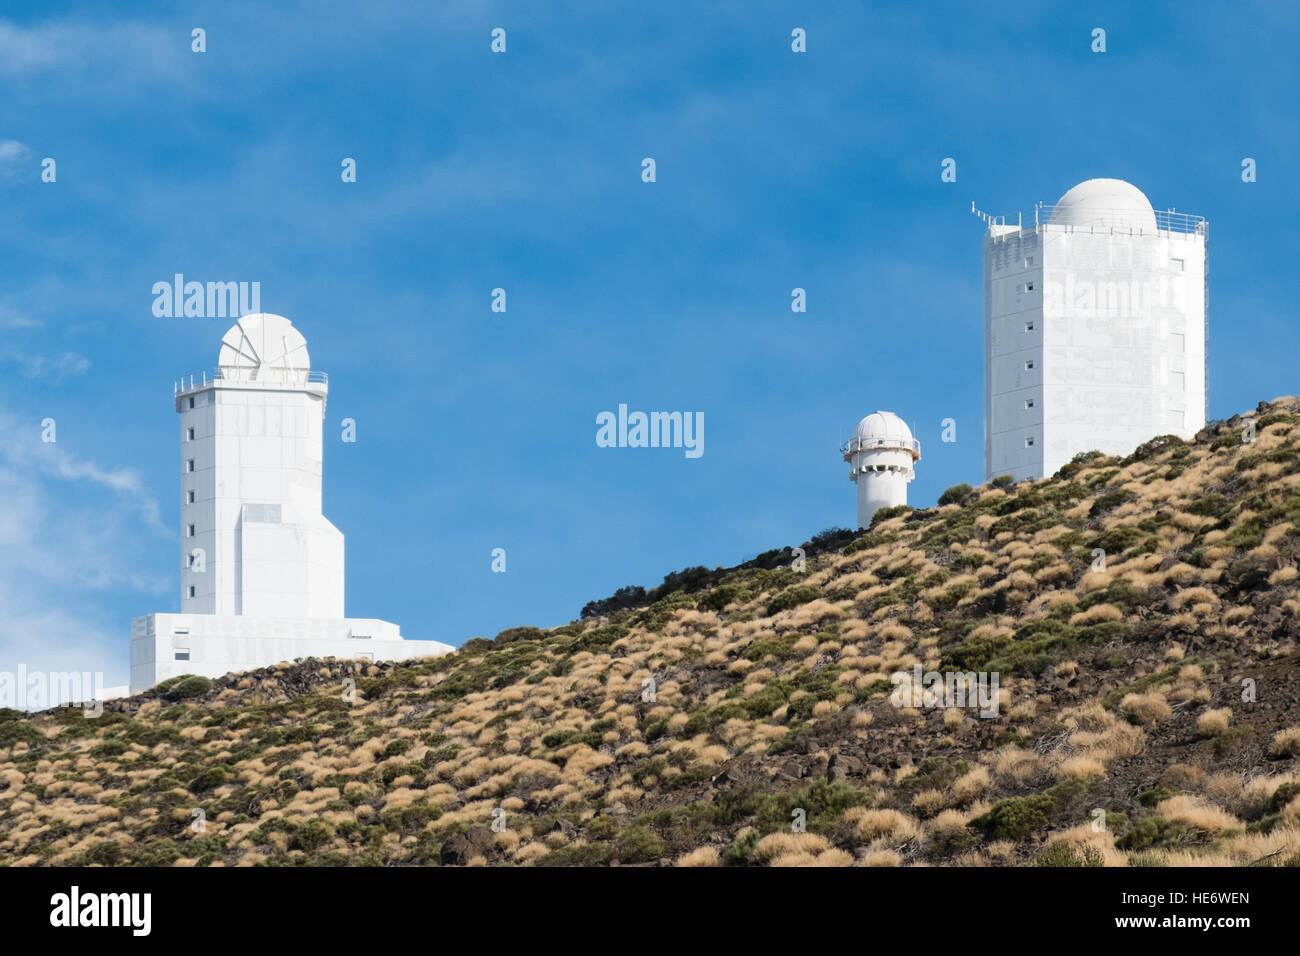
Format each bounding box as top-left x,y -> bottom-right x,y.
4,399 -> 1300,867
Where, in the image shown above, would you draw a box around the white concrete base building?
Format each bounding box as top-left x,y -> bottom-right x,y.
841,411 -> 920,529
983,178 -> 1208,482
130,314 -> 453,693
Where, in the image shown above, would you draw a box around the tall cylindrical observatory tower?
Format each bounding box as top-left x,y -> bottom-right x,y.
841,411 -> 921,529
982,178 -> 1208,482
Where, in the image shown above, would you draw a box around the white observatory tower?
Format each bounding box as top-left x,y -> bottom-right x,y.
130,313 -> 452,693
841,411 -> 921,529
982,178 -> 1208,482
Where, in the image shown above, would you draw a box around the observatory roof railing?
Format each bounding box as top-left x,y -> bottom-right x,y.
840,435 -> 922,457
982,203 -> 1207,237
174,368 -> 328,395
1036,202 -> 1207,235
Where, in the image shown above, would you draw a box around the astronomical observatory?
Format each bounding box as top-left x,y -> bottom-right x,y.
981,178 -> 1208,481
130,313 -> 452,693
841,411 -> 920,529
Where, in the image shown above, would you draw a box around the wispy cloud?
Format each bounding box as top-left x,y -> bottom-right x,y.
0,306 -> 40,329
1,351 -> 90,380
0,407 -> 165,532
0,139 -> 32,181
0,18 -> 187,81
0,404 -> 169,688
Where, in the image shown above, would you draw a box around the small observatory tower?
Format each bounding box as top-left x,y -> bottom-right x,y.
841,411 -> 921,529
130,313 -> 453,693
981,178 -> 1208,482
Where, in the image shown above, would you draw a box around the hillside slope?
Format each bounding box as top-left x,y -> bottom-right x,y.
4,399 -> 1300,867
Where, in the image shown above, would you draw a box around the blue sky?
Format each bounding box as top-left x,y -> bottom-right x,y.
1,1 -> 1297,687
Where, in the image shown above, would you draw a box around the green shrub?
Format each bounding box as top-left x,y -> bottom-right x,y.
614,825 -> 664,863
871,504 -> 913,524
538,843 -> 613,867
81,840 -> 124,866
938,483 -> 974,506
187,766 -> 229,793
161,675 -> 213,701
1138,786 -> 1174,808
743,634 -> 799,662
293,820 -> 332,853
492,626 -> 544,645
1117,816 -> 1207,851
0,720 -> 45,747
970,794 -> 1054,841
90,739 -> 129,758
697,584 -> 751,613
1186,494 -> 1227,517
1089,488 -> 1135,517
992,474 -> 1014,488
765,586 -> 820,616
1033,840 -> 1104,867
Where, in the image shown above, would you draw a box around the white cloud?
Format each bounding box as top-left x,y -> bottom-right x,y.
1,351 -> 90,380
0,307 -> 40,329
0,407 -> 169,691
0,406 -> 168,534
0,138 -> 31,182
0,19 -> 175,73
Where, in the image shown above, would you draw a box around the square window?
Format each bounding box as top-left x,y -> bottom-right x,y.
1171,257 -> 1184,272
1025,256 -> 1035,267
1026,281 -> 1035,292
1025,436 -> 1035,447
1024,360 -> 1035,370
1024,321 -> 1035,332
1025,399 -> 1035,409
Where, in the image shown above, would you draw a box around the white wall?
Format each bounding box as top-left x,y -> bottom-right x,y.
850,447 -> 914,528
131,613 -> 454,693
177,380 -> 343,618
985,223 -> 1206,481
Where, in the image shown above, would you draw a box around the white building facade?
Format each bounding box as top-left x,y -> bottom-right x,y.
983,178 -> 1208,482
131,313 -> 452,693
841,411 -> 920,529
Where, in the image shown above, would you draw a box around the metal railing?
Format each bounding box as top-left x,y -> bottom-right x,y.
1034,201 -> 1206,235
174,368 -> 328,394
840,435 -> 921,457
980,203 -> 1208,237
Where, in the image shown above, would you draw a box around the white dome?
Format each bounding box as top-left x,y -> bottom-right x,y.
1048,178 -> 1157,233
218,313 -> 311,378
843,410 -> 920,461
854,410 -> 913,445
